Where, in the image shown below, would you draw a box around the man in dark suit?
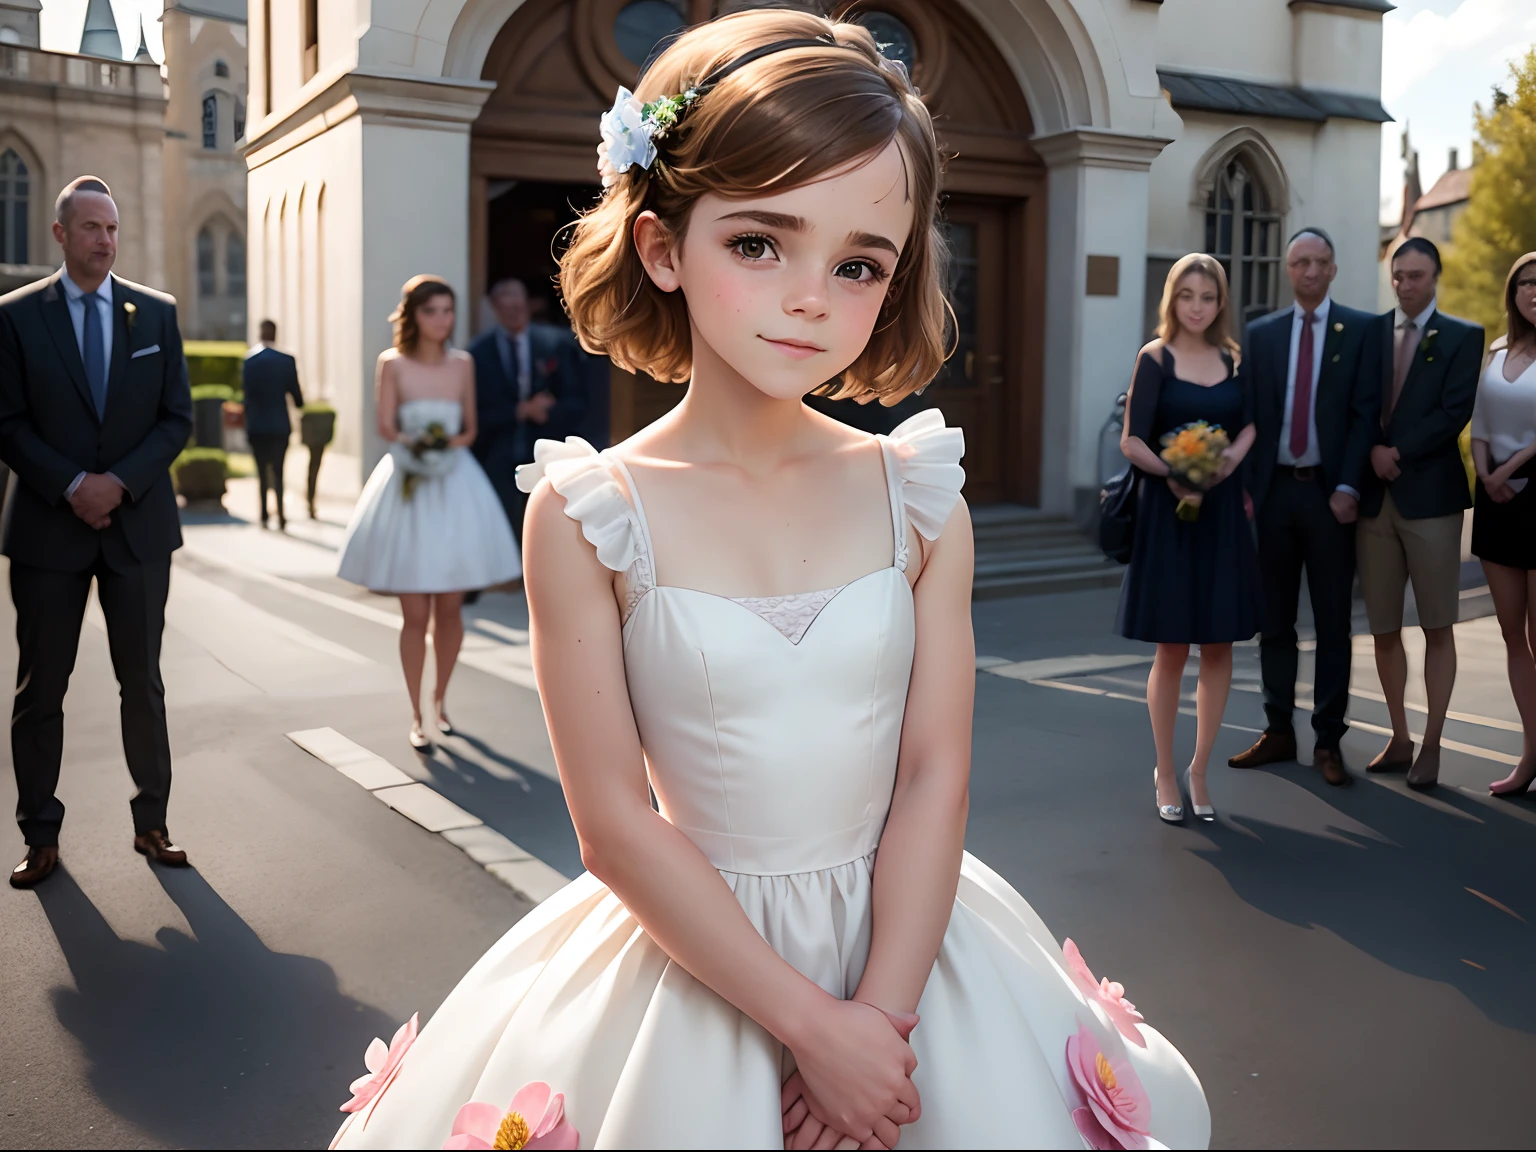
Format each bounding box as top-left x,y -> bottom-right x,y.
1356,237 -> 1482,790
242,318 -> 305,530
1228,230 -> 1376,792
469,279 -> 586,541
0,176 -> 194,888
1230,229 -> 1379,787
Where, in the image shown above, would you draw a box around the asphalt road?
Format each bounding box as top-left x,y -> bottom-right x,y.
1,499 -> 1532,1149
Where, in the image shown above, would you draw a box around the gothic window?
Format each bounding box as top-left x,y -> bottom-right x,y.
214,59 -> 229,78
226,233 -> 245,296
202,94 -> 218,149
234,100 -> 245,140
0,148 -> 27,265
197,228 -> 216,296
1204,156 -> 1281,325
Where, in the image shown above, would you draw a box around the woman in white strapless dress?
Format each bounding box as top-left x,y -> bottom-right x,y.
331,13 -> 1208,1149
337,276 -> 520,748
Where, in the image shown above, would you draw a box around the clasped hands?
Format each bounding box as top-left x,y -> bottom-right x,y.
780,1000 -> 921,1151
1371,444 -> 1401,483
68,473 -> 124,530
1483,460 -> 1522,504
516,391 -> 557,425
1164,447 -> 1242,506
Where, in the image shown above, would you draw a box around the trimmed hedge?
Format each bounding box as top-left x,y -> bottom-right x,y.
190,383 -> 237,404
172,447 -> 228,500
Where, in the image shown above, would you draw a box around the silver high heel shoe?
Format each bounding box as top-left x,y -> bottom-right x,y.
1185,769 -> 1216,822
1154,768 -> 1184,824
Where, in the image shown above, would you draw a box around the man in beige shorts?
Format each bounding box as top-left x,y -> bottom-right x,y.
1357,238 -> 1483,790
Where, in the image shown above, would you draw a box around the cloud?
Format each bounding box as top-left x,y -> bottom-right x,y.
1383,0 -> 1536,104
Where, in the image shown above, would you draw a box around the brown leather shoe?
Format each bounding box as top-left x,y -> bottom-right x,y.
1406,745 -> 1440,791
1314,747 -> 1351,787
10,845 -> 58,889
134,829 -> 189,867
1228,730 -> 1297,768
1367,740 -> 1415,773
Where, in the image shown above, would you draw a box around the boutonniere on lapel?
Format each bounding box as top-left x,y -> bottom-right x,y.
1333,321 -> 1344,333
123,300 -> 137,330
539,356 -> 559,377
1422,328 -> 1440,362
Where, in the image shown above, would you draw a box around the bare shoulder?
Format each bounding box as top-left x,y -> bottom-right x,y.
449,348 -> 474,366
376,347 -> 403,376
1137,338 -> 1164,361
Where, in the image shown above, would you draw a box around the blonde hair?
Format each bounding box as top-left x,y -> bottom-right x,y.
559,9 -> 949,403
1503,252 -> 1536,350
1157,254 -> 1242,364
390,274 -> 455,356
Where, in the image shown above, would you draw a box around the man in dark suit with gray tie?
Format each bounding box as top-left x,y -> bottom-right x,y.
0,176 -> 194,888
469,278 -> 585,542
242,318 -> 304,529
1229,228 -> 1379,787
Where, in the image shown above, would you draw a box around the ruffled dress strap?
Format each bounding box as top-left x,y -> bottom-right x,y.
877,409 -> 966,572
515,438 -> 656,618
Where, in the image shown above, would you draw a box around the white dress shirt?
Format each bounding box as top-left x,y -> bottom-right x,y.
59,267 -> 123,500
1278,297 -> 1329,469
1471,348 -> 1535,494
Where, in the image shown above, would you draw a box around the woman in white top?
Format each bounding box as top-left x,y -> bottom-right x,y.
1470,252 -> 1536,795
336,276 -> 521,749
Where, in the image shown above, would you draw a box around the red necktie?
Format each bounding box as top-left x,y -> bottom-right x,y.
1289,310 -> 1316,460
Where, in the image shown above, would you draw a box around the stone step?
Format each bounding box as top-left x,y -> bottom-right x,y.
967,505 -> 1114,599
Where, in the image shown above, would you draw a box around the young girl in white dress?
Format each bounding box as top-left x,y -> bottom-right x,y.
337,276 -> 521,749
331,13 -> 1208,1149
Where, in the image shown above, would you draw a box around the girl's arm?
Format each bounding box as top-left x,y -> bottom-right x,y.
375,357 -> 404,445
1215,422 -> 1258,481
522,480 -> 919,1147
851,498 -> 975,1017
450,356 -> 477,449
1121,349 -> 1172,477
1472,437 -> 1494,481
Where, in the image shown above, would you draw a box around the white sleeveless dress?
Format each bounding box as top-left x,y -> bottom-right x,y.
336,398 -> 521,594
331,411 -> 1210,1150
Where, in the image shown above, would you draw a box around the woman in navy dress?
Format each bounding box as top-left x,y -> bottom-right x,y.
1116,254 -> 1261,825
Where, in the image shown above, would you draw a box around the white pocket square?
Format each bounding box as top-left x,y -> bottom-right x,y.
130,344 -> 160,359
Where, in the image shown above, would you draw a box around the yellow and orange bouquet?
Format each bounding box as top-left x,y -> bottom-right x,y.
1159,421 -> 1231,521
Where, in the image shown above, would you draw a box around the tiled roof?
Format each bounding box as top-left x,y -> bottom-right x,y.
1416,167 -> 1472,211
1159,70 -> 1392,124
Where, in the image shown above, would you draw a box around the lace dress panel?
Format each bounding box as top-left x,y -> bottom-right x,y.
728,585 -> 847,645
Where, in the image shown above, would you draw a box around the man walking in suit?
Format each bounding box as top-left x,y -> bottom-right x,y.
0,176 -> 194,888
242,319 -> 304,529
469,278 -> 585,541
1230,229 -> 1380,786
1357,237 -> 1483,790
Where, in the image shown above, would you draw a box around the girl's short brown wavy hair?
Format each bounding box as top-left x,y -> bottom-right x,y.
390,274 -> 455,356
559,9 -> 949,403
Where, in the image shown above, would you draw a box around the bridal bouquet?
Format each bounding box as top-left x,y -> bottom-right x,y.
1158,421 -> 1230,522
394,422 -> 454,501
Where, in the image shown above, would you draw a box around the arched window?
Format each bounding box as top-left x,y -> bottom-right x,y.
234,99 -> 246,140
197,228 -> 216,296
202,94 -> 218,149
226,232 -> 245,296
0,148 -> 28,265
1204,156 -> 1281,325
214,59 -> 229,78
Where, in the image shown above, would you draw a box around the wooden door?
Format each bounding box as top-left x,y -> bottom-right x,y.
929,199 -> 1010,504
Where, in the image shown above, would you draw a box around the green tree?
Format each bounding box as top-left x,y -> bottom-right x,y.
1441,49 -> 1536,344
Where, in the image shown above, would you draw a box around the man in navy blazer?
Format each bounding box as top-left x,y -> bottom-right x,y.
241,318 -> 304,529
468,279 -> 586,541
0,177 -> 194,886
1355,238 -> 1483,790
1229,229 -> 1379,786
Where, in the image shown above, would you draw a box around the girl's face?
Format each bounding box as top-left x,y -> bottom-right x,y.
415,293 -> 456,347
1515,262 -> 1536,329
640,139 -> 916,401
1172,272 -> 1221,338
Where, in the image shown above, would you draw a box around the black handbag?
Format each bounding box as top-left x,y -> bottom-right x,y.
1099,467 -> 1138,563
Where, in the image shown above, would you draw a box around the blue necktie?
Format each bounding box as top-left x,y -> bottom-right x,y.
82,293 -> 107,419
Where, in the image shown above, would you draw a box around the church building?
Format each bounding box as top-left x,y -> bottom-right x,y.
243,0 -> 1390,517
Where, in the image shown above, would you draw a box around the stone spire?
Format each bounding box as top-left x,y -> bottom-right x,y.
132,15 -> 152,62
79,0 -> 122,60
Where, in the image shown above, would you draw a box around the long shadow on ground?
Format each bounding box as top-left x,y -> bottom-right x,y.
38,865 -> 399,1149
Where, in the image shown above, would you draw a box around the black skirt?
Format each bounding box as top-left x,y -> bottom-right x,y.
1472,478 -> 1536,569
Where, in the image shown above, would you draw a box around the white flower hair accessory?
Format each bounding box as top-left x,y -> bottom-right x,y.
594,34 -> 850,190
597,86 -> 697,189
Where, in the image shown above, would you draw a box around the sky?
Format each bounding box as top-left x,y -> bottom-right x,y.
1379,0 -> 1536,224
35,0 -> 1536,227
